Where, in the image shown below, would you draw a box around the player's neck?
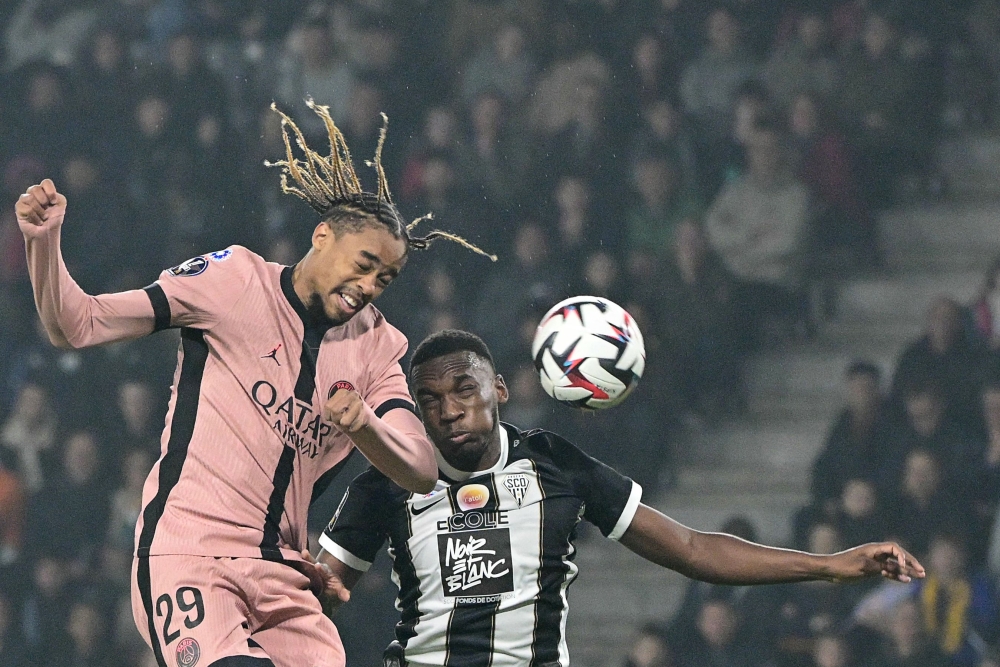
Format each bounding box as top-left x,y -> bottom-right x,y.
438,424 -> 506,480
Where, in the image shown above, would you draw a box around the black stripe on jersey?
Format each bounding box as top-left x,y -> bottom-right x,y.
531,464 -> 577,666
144,283 -> 172,332
136,557 -> 167,667
375,398 -> 416,419
279,266 -> 330,403
394,512 -> 424,649
137,328 -> 208,556
445,601 -> 500,667
310,449 -> 357,505
260,444 -> 296,560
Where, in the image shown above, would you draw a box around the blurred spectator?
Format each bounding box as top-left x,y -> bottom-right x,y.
656,220 -> 742,421
3,0 -> 99,71
624,33 -> 678,115
631,97 -> 700,199
550,175 -> 599,275
460,21 -> 536,106
400,106 -> 460,201
704,119 -> 812,343
764,13 -> 840,109
0,455 -> 24,566
916,534 -> 1000,665
890,296 -> 983,433
626,151 -> 702,258
881,598 -> 950,667
0,591 -> 27,666
834,478 -> 884,547
10,64 -> 76,166
788,92 -> 876,272
810,361 -> 890,506
624,623 -> 675,667
502,363 -> 553,433
884,449 -> 968,557
679,8 -> 758,142
108,377 -> 163,460
46,601 -> 114,667
106,448 -> 152,554
276,19 -> 356,135
811,634 -> 855,667
973,379 -> 1000,562
21,556 -> 73,664
1,381 -> 57,493
676,595 -> 758,667
838,13 -> 918,208
972,256 -> 1000,351
26,430 -> 109,567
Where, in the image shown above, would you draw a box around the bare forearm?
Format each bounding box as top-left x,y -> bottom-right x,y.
620,505 -> 833,585
349,406 -> 437,493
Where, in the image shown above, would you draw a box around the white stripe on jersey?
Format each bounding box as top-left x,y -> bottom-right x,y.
318,533 -> 372,571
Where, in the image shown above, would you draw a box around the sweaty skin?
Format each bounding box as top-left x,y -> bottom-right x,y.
314,349 -> 926,610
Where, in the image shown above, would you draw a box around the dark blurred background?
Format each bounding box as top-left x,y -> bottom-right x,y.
0,0 -> 999,666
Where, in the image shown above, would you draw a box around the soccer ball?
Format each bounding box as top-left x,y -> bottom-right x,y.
531,296 -> 646,410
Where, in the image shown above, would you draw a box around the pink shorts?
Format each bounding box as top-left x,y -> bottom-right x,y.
131,555 -> 345,667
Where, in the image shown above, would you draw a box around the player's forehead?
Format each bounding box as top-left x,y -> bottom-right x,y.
411,351 -> 493,392
333,223 -> 408,268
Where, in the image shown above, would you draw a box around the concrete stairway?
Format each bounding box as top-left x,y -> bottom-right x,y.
565,135 -> 1000,667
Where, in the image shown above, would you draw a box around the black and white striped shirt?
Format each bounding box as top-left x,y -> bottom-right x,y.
320,423 -> 642,667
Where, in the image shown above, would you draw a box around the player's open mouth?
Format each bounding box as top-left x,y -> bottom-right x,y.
337,291 -> 362,313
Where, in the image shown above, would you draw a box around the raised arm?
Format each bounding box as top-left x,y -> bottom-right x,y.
620,504 -> 925,585
16,179 -> 155,349
323,392 -> 437,494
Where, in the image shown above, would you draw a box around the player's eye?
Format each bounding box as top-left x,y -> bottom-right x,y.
356,262 -> 374,273
377,274 -> 393,288
457,385 -> 476,396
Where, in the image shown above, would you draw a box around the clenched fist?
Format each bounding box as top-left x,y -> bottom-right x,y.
15,179 -> 67,238
323,389 -> 371,434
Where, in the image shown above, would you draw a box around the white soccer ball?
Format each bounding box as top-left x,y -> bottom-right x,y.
531,296 -> 646,410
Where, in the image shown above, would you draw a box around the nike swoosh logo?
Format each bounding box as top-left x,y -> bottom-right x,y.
411,495 -> 447,516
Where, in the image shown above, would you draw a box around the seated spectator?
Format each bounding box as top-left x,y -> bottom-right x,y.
917,534 -> 999,666
46,601 -> 115,667
704,117 -> 812,342
0,591 -> 27,666
679,8 -> 758,144
106,448 -> 153,554
625,151 -> 702,258
835,478 -> 885,547
631,97 -> 700,199
764,12 -> 841,108
812,634 -> 857,667
26,430 -> 110,568
550,175 -> 601,275
788,92 -> 876,272
3,0 -> 99,71
876,599 -> 949,667
971,256 -> 1000,352
108,378 -> 162,459
676,594 -> 759,667
810,361 -> 891,507
624,623 -> 675,667
624,33 -> 678,115
0,453 -> 24,566
890,296 -> 984,433
657,220 -> 742,421
21,556 -> 73,664
460,21 -> 536,106
1,381 -> 57,493
837,12 -> 918,208
883,449 -> 968,557
973,378 -> 1000,562
399,105 -> 459,201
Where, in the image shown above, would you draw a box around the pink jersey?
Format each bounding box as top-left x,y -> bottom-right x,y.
24,226 -> 430,562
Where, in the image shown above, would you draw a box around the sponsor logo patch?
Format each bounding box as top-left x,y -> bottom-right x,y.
167,256 -> 208,277
502,474 -> 529,507
208,248 -> 232,262
175,637 -> 200,667
328,380 -> 356,399
438,528 -> 514,604
456,484 -> 489,511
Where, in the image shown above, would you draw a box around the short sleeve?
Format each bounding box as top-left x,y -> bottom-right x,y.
149,246 -> 251,330
546,434 -> 642,541
363,318 -> 415,418
319,467 -> 391,572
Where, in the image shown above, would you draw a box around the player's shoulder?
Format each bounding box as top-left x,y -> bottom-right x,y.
162,245 -> 259,280
352,304 -> 408,351
506,424 -> 584,464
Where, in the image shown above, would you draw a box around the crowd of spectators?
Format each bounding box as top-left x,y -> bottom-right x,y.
626,268 -> 1000,667
0,0 -> 999,665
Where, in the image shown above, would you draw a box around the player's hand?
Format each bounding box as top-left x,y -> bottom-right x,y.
825,542 -> 925,583
15,179 -> 68,238
298,549 -> 351,612
323,389 -> 370,434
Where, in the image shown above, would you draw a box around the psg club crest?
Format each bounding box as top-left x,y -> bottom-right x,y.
328,380 -> 356,399
175,637 -> 200,667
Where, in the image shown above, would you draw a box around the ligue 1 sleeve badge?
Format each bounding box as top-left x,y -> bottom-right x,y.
175,637 -> 200,667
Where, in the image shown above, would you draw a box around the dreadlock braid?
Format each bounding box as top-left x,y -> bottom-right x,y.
265,100 -> 496,262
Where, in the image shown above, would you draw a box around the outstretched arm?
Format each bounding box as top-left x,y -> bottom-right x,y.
16,179 -> 155,349
620,504 -> 925,585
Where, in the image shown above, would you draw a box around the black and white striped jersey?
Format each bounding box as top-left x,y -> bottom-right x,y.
319,422 -> 642,667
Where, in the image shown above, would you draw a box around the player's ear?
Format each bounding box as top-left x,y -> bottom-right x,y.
312,221 -> 333,250
494,374 -> 509,405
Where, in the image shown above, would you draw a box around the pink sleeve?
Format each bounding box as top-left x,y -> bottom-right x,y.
363,322 -> 416,417
25,225 -> 155,349
152,247 -> 251,330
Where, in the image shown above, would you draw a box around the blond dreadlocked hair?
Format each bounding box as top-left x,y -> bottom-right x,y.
265,100 -> 496,261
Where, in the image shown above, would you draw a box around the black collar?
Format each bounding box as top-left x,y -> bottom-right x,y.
280,265 -> 335,334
